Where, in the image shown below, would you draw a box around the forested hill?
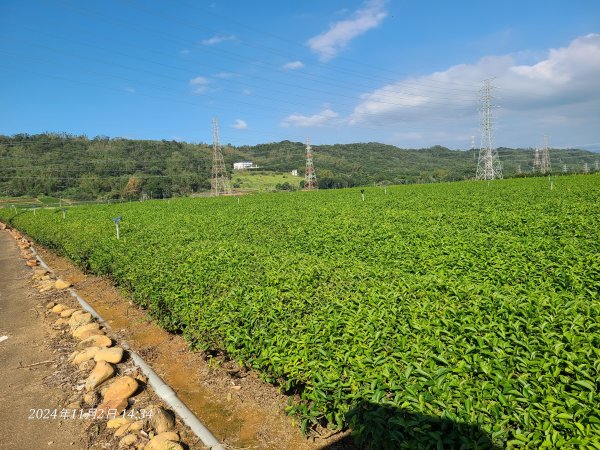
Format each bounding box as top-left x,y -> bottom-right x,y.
1,133 -> 597,199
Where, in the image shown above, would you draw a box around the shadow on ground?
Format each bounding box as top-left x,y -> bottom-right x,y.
322,401 -> 501,450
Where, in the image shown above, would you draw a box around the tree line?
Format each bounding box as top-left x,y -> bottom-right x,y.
1,133 -> 597,200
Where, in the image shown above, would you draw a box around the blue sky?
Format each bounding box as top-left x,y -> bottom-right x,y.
1,0 -> 599,151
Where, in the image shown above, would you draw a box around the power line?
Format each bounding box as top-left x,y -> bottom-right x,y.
0,173 -> 206,180
172,0 -> 480,90
0,46 -> 476,136
121,0 -> 479,96
0,29 -> 476,111
29,1 -> 478,104
0,62 -> 482,145
3,0 -> 591,155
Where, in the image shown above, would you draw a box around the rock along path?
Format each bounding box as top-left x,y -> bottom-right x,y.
0,229 -> 85,449
0,225 -> 203,449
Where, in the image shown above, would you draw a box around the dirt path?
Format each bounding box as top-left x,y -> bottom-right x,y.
0,227 -> 205,449
0,230 -> 84,449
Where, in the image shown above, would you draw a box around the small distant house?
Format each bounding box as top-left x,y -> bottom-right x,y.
291,169 -> 298,176
233,161 -> 254,170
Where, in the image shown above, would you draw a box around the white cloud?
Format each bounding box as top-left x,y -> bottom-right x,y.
350,34 -> 600,122
201,34 -> 236,46
281,109 -> 339,128
242,88 -> 252,96
232,119 -> 248,130
189,76 -> 210,94
306,0 -> 387,62
347,34 -> 600,148
189,76 -> 209,85
282,61 -> 305,70
508,34 -> 600,89
179,49 -> 190,55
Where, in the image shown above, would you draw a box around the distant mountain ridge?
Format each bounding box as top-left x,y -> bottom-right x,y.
1,133 -> 597,199
234,140 -> 597,187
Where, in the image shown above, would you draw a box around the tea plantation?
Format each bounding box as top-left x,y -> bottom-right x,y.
2,175 -> 599,448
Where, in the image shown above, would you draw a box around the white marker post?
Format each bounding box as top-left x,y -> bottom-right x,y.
361,189 -> 365,202
113,217 -> 121,240
62,208 -> 67,219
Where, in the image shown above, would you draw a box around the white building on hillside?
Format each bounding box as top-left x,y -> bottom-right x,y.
233,161 -> 254,170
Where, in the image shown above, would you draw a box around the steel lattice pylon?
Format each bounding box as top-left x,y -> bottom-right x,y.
475,79 -> 503,180
211,117 -> 232,196
540,135 -> 551,174
304,138 -> 317,190
533,147 -> 541,173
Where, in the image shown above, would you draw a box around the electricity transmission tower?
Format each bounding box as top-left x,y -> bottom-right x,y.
475,79 -> 502,180
533,147 -> 541,173
562,164 -> 568,174
540,135 -> 551,174
211,117 -> 232,196
583,162 -> 589,174
304,138 -> 317,190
